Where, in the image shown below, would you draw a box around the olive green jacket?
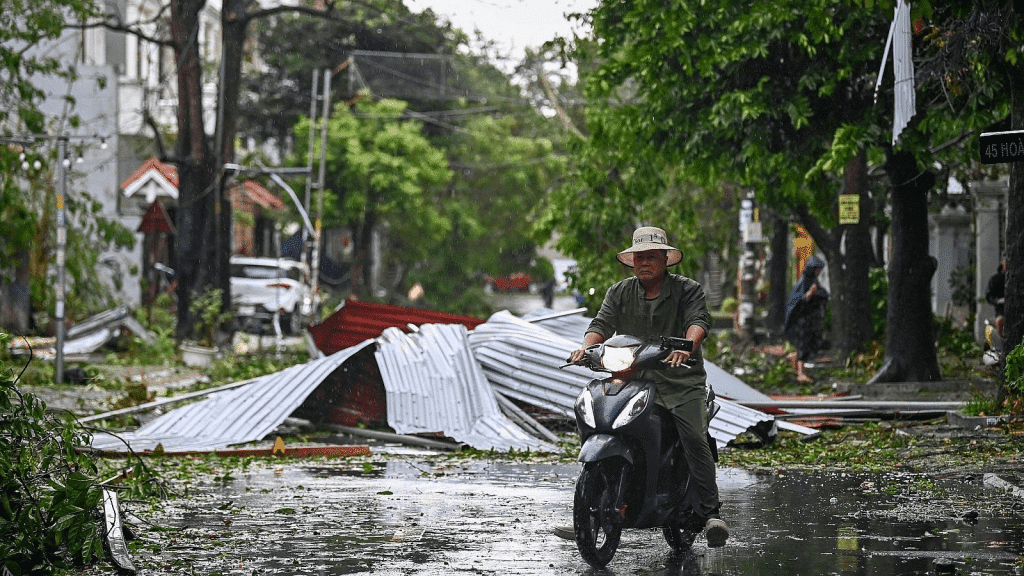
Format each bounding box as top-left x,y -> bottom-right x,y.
586,273 -> 711,409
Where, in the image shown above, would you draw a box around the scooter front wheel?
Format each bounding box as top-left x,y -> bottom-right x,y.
663,513 -> 701,551
573,460 -> 627,568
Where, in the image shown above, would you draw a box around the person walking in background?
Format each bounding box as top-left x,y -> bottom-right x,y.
986,255 -> 1006,340
784,255 -> 829,383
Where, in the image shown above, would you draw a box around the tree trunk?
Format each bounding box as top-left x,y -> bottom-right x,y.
837,150 -> 874,357
216,0 -> 250,321
765,212 -> 789,335
868,150 -> 941,384
0,249 -> 32,333
356,211 -> 378,299
170,0 -> 262,341
171,0 -> 216,341
1001,49 -> 1024,401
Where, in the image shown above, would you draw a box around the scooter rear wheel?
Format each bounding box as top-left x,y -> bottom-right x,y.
574,460 -> 626,568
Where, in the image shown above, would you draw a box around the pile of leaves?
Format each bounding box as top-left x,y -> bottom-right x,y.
0,334 -> 105,575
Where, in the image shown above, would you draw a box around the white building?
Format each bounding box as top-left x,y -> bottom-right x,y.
27,0 -> 223,309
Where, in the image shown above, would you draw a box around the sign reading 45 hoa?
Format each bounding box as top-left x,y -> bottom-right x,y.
979,130 -> 1024,164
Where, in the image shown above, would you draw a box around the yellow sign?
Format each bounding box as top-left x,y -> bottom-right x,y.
838,194 -> 859,225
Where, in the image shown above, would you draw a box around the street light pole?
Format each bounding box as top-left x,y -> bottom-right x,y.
55,137 -> 69,384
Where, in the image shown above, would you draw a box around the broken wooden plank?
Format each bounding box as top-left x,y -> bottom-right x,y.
91,440 -> 370,459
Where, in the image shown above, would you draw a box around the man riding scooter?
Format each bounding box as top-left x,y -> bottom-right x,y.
555,226 -> 728,548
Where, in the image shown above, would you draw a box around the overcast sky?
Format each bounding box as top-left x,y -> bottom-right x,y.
405,0 -> 596,62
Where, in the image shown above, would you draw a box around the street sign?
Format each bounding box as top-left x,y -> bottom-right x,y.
838,194 -> 860,224
980,130 -> 1024,164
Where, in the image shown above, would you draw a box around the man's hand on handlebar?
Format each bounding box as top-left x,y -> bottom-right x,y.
567,348 -> 587,365
663,349 -> 692,368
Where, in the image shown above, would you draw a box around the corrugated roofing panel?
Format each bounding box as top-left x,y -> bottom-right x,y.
375,323 -> 556,452
522,308 -> 593,342
891,0 -> 915,144
90,342 -> 374,452
468,311 -> 777,448
519,309 -> 773,403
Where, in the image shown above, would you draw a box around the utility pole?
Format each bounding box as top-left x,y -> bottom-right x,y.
737,194 -> 762,341
311,69 -> 331,300
301,69 -> 320,269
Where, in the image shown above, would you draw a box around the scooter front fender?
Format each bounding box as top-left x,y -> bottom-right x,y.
578,433 -> 634,464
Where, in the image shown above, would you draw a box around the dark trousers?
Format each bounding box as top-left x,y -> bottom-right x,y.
668,395 -> 720,520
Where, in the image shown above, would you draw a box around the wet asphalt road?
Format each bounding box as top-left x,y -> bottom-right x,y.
127,451 -> 1024,576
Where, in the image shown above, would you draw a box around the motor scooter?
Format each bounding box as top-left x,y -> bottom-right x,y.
563,334 -> 719,568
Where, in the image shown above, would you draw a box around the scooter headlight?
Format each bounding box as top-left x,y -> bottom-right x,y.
601,346 -> 636,372
612,388 -> 650,429
576,388 -> 596,428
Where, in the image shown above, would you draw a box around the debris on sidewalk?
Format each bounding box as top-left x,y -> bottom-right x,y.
983,473 -> 1024,499
7,306 -> 154,360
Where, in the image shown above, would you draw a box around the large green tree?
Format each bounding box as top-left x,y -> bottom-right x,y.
238,7 -> 460,148
291,97 -> 452,298
244,12 -> 573,314
418,112 -> 567,314
544,0 -> 898,359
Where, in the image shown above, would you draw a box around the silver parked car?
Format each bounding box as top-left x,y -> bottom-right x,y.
230,256 -> 318,334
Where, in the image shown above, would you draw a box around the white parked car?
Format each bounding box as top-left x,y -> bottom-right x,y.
230,256 -> 318,334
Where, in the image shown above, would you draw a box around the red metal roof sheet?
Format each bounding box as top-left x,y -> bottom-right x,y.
308,300 -> 486,355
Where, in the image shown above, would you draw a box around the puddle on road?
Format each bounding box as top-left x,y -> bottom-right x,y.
129,461 -> 1023,575
699,468 -> 1024,576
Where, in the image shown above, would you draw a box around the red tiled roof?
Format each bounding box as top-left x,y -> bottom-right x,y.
121,159 -> 284,211
308,300 -> 486,355
229,180 -> 284,210
120,157 -> 178,190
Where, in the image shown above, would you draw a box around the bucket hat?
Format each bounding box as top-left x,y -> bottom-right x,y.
616,226 -> 683,267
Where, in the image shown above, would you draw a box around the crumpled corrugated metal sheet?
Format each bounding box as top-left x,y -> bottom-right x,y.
468,311 -> 777,448
469,311 -> 590,417
89,307 -> 782,455
522,307 -> 593,342
90,342 -> 374,452
524,309 -> 774,403
376,323 -> 556,453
